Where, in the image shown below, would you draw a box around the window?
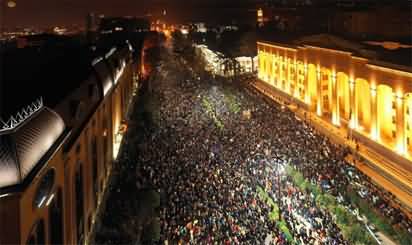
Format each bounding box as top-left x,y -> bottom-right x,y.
69,100 -> 84,120
26,220 -> 45,245
49,189 -> 63,245
75,166 -> 84,245
33,169 -> 55,209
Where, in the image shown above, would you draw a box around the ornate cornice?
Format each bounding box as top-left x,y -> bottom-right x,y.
0,97 -> 43,133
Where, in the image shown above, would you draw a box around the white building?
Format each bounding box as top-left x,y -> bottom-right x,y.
195,45 -> 257,77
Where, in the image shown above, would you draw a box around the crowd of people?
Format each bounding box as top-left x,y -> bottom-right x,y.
117,48 -> 412,244
131,52 -> 355,244
248,157 -> 347,245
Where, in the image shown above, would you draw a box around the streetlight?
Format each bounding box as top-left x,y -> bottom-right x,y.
7,1 -> 15,8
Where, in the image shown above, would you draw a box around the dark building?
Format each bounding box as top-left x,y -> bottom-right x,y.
98,17 -> 151,63
0,34 -> 142,244
99,17 -> 150,34
256,1 -> 411,40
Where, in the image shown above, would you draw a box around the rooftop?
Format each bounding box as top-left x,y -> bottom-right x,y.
259,33 -> 412,71
0,34 -> 133,120
0,35 -> 96,120
0,107 -> 65,189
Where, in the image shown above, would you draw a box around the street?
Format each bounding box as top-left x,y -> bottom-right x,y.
94,45 -> 410,245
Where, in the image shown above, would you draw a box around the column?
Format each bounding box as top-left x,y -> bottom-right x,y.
349,79 -> 357,129
285,60 -> 290,94
278,56 -> 283,88
262,52 -> 266,81
396,94 -> 406,154
264,54 -> 268,82
271,56 -> 276,86
292,62 -> 298,98
304,64 -> 310,105
316,68 -> 323,116
331,73 -> 339,125
286,59 -> 291,94
267,54 -> 271,83
274,57 -> 278,87
370,86 -> 378,141
258,52 -> 263,79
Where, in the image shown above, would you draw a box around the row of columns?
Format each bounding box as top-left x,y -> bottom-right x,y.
258,51 -> 409,155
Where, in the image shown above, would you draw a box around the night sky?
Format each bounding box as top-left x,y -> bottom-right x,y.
2,0 -> 258,29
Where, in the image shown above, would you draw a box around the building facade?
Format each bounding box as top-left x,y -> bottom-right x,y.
256,40 -> 412,198
0,42 -> 138,245
195,45 -> 257,77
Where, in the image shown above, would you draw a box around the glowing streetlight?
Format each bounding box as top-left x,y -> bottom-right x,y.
7,1 -> 16,8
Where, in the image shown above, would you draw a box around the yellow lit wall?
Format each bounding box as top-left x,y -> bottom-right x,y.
321,68 -> 332,116
405,95 -> 412,153
257,41 -> 412,158
338,72 -> 350,121
356,78 -> 371,132
377,85 -> 395,142
296,62 -> 305,100
308,64 -> 317,105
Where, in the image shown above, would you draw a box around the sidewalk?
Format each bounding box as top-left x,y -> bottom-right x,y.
302,109 -> 412,216
250,80 -> 412,217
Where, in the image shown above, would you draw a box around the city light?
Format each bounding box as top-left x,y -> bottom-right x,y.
113,123 -> 127,160
7,1 -> 16,8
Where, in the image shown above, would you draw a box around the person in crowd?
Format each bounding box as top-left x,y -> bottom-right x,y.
129,56 -> 411,244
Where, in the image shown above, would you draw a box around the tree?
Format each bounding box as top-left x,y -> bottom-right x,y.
238,31 -> 257,73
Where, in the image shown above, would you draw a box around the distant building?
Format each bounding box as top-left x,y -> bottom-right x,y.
12,33 -> 74,49
257,2 -> 411,40
195,45 -> 257,77
193,23 -> 208,33
332,5 -> 412,39
99,17 -> 150,34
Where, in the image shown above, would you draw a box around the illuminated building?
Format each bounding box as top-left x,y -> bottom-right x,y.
0,40 -> 139,244
257,8 -> 265,27
99,17 -> 150,34
256,37 -> 412,203
195,45 -> 257,77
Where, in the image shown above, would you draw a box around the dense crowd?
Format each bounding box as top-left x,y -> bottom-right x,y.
131,55 -> 350,244
130,51 -> 411,244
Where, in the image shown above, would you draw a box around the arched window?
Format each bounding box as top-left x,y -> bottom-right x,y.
33,169 -> 55,209
26,220 -> 45,245
49,188 -> 63,244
